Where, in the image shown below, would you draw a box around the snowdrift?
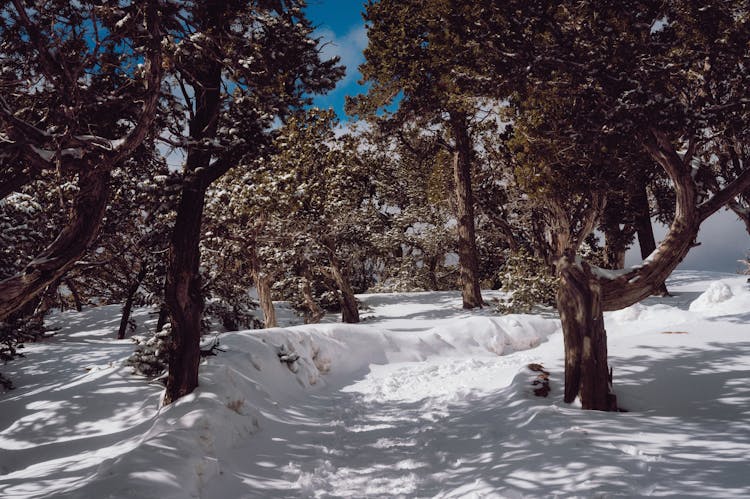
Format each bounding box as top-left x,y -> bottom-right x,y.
1,273 -> 750,497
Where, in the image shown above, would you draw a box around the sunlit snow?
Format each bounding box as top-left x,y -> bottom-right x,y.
1,272 -> 750,497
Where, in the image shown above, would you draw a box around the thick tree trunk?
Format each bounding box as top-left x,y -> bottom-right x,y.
254,270 -> 277,328
449,111 -> 483,309
329,256 -> 360,324
634,185 -> 670,296
117,264 -> 147,339
0,168 -> 110,321
556,250 -> 618,411
163,182 -> 207,405
163,55 -> 222,405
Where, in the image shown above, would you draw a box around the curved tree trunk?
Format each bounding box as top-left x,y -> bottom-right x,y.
556,250 -> 617,411
600,131 -> 709,310
329,256 -> 360,324
553,131 -> 750,411
633,185 -> 669,296
449,111 -> 483,309
0,168 -> 110,321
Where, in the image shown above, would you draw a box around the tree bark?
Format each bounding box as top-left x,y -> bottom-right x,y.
117,264 -> 147,339
163,180 -> 208,405
0,168 -> 110,321
556,250 -> 618,411
65,279 -> 83,312
329,256 -> 360,324
600,131 -> 710,310
163,56 -> 222,405
300,275 -> 325,324
254,270 -> 277,328
633,185 -> 669,296
449,111 -> 483,308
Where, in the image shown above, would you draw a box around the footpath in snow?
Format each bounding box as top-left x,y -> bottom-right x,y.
1,271 -> 750,497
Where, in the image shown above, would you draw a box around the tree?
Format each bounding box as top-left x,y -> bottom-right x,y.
469,0 -> 750,409
214,110 -> 378,325
362,126 -> 457,293
350,0 -> 487,308
160,1 -> 342,404
0,0 -> 165,321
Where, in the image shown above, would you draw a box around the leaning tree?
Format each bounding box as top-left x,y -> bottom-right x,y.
0,0 -> 166,321
159,0 -> 342,404
468,0 -> 750,409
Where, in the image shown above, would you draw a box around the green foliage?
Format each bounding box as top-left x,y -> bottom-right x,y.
127,326 -> 172,379
497,250 -> 557,314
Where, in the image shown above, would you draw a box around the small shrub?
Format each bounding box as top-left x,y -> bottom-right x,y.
127,325 -> 172,378
497,250 -> 557,314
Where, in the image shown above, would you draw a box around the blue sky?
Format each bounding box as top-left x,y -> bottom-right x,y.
304,0 -> 368,118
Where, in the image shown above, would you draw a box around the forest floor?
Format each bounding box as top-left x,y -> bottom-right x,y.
1,271 -> 750,498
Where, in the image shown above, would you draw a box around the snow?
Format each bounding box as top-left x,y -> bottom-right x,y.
2,272 -> 750,497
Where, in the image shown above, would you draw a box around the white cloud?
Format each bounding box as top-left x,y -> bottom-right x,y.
316,25 -> 368,89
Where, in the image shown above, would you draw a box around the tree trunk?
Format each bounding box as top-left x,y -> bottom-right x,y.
117,264 -> 148,339
603,227 -> 627,269
556,250 -> 618,411
329,256 -> 360,324
163,181 -> 207,405
163,56 -> 222,405
65,279 -> 83,312
634,185 -> 669,296
155,306 -> 169,333
0,168 -> 110,321
254,270 -> 277,328
449,111 -> 483,309
300,276 -> 325,324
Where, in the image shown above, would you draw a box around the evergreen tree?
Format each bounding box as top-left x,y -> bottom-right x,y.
350,0 -> 488,308
160,1 -> 342,404
469,0 -> 750,409
212,109 -> 377,325
0,0 -> 166,321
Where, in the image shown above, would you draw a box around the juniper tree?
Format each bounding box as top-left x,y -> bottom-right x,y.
159,1 -> 342,403
0,0 -> 166,321
213,109 -> 377,325
359,126 -> 457,292
470,0 -> 750,409
349,0 -> 489,308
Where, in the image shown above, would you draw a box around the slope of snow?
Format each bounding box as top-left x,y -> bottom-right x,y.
1,272 -> 749,497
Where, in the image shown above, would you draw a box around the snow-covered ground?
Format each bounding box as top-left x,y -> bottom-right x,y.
1,271 -> 750,498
